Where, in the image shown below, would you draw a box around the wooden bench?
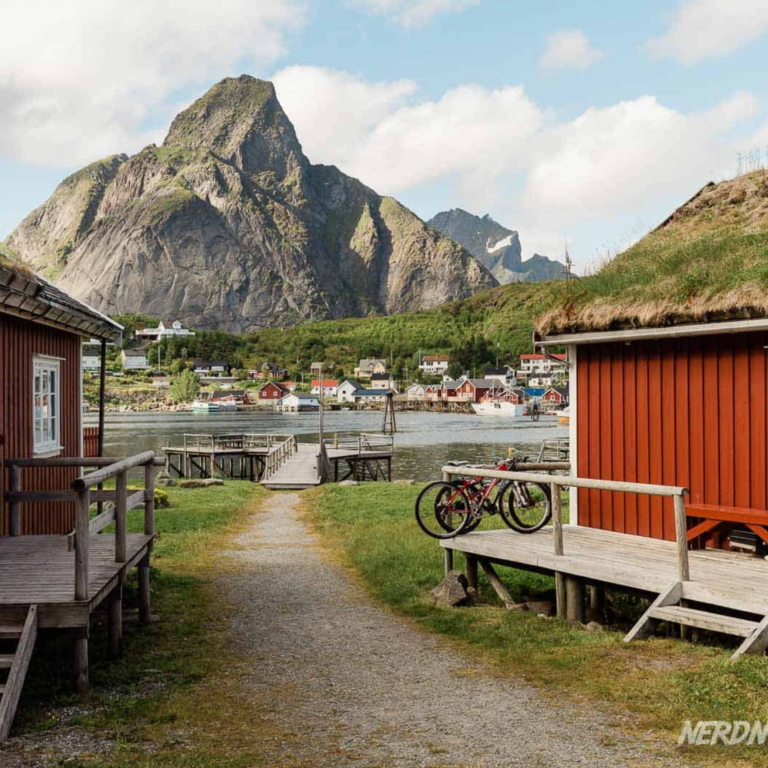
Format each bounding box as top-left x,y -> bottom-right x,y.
686,503 -> 768,547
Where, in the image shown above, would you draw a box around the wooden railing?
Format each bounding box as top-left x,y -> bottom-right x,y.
262,436 -> 298,481
441,466 -> 690,582
318,441 -> 332,482
5,453 -> 162,600
167,433 -> 295,452
326,433 -> 395,454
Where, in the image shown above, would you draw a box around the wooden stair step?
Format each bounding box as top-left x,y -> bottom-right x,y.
0,628 -> 22,640
649,605 -> 759,637
0,656 -> 14,669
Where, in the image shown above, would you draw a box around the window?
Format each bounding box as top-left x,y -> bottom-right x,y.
33,357 -> 62,454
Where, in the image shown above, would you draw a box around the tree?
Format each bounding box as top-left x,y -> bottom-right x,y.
170,370 -> 200,403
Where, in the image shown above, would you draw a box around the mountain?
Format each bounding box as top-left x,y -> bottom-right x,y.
428,208 -> 565,284
3,76 -> 496,332
537,171 -> 768,336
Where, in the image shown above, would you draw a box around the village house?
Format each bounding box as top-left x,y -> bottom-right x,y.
370,371 -> 397,391
517,353 -> 567,383
0,257 -> 160,737
279,392 -> 321,411
210,389 -> 246,405
353,388 -> 392,404
354,358 -> 387,379
193,359 -> 230,376
248,362 -> 288,381
405,382 -> 426,401
455,378 -> 496,403
82,346 -> 101,371
257,381 -> 289,402
418,355 -> 450,376
310,378 -> 338,397
121,348 -> 150,370
424,384 -> 442,400
337,380 -> 363,403
310,361 -> 325,374
483,366 -> 516,387
523,386 -> 546,403
542,386 -> 569,407
134,319 -> 195,341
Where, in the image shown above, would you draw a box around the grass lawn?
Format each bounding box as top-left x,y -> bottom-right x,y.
5,480 -> 271,768
310,483 -> 768,768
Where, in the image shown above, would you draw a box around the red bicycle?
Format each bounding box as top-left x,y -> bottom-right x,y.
415,456 -> 552,539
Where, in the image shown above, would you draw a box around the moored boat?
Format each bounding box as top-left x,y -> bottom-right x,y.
192,399 -> 219,413
471,400 -> 524,417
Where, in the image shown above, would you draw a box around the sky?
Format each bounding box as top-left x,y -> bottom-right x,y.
2,0 -> 768,271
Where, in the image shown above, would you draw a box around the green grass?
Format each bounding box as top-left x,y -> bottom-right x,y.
6,481 -> 270,767
310,483 -> 768,767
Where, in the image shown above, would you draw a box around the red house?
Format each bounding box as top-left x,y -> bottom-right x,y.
452,378 -> 496,403
0,258 -> 158,734
258,381 -> 288,401
542,386 -> 569,406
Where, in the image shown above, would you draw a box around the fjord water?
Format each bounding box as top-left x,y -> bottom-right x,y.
87,410 -> 568,482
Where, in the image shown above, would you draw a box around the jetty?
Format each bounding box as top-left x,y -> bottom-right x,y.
162,433 -> 395,489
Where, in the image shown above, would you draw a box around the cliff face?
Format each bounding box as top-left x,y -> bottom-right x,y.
428,208 -> 565,284
4,76 -> 496,331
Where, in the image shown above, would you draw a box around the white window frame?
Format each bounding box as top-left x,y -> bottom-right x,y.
33,355 -> 63,456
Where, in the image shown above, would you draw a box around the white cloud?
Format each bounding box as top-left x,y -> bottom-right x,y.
540,30 -> 604,71
271,66 -> 760,264
646,0 -> 768,64
0,0 -> 306,166
352,0 -> 483,28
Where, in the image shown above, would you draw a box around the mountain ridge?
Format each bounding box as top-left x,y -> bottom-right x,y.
4,75 -> 496,332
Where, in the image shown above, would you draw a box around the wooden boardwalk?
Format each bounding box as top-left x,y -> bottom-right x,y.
443,525 -> 768,616
262,444 -> 323,490
0,533 -> 153,628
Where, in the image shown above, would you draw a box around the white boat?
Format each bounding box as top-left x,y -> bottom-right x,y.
471,401 -> 524,417
192,400 -> 219,413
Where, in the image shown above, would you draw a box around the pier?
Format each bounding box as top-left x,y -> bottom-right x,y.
162,433 -> 395,488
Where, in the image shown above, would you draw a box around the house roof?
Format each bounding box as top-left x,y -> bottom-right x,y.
354,388 -> 392,396
259,381 -> 287,391
193,359 -> 229,367
0,255 -> 123,342
284,392 -> 319,401
520,353 -> 567,361
524,387 -> 546,396
311,379 -> 338,387
340,379 -> 363,389
465,378 -> 497,388
370,372 -> 391,380
123,349 -> 148,357
212,390 -> 245,398
484,367 -> 511,376
422,355 -> 449,362
82,347 -> 100,357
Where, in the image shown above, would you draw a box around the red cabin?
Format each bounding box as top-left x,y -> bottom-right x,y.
258,381 -> 288,401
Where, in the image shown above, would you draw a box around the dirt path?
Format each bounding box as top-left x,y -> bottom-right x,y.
225,492 -> 684,768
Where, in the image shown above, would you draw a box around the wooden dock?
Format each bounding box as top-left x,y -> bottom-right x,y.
262,444 -> 323,490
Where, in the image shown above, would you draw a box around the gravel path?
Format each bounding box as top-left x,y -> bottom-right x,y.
224,492 -> 684,768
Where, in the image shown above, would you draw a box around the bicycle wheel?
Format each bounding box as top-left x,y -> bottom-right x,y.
442,481 -> 484,533
500,481 -> 552,533
415,481 -> 472,539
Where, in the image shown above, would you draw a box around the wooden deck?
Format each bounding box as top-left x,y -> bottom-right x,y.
262,444 -> 322,490
442,525 -> 768,616
0,533 -> 154,627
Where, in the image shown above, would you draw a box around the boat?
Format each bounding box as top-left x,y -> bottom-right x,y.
471,401 -> 524,417
558,406 -> 570,425
214,396 -> 239,411
192,399 -> 219,413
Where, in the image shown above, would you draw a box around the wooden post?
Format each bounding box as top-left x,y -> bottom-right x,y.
674,494 -> 690,582
138,554 -> 151,624
589,586 -> 605,622
551,481 -> 566,618
565,577 -> 585,624
465,554 -> 478,599
108,587 -> 123,659
115,470 -> 127,563
444,548 -> 453,575
75,489 -> 91,601
9,463 -> 20,537
72,623 -> 89,693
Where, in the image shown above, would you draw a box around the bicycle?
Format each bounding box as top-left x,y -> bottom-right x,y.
415,455 -> 552,539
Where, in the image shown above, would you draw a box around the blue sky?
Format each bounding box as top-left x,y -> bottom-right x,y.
3,0 -> 768,269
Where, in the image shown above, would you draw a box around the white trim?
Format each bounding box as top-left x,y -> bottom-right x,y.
32,355 -> 62,455
568,344 -> 578,527
539,317 -> 768,347
33,353 -> 66,361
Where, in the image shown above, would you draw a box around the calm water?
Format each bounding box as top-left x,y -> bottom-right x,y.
85,410 -> 568,482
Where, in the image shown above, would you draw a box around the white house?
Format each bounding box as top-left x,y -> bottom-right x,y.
354,359 -> 387,379
419,355 -> 450,376
353,388 -> 392,404
82,347 -> 101,371
518,353 -> 567,381
279,392 -> 321,412
406,383 -> 426,401
135,319 -> 195,341
193,359 -> 230,376
310,378 -> 338,397
121,349 -> 150,370
337,380 -> 363,403
483,366 -> 516,387
370,372 -> 397,391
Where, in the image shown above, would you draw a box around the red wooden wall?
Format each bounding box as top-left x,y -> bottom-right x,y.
0,314 -> 82,535
576,331 -> 768,540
